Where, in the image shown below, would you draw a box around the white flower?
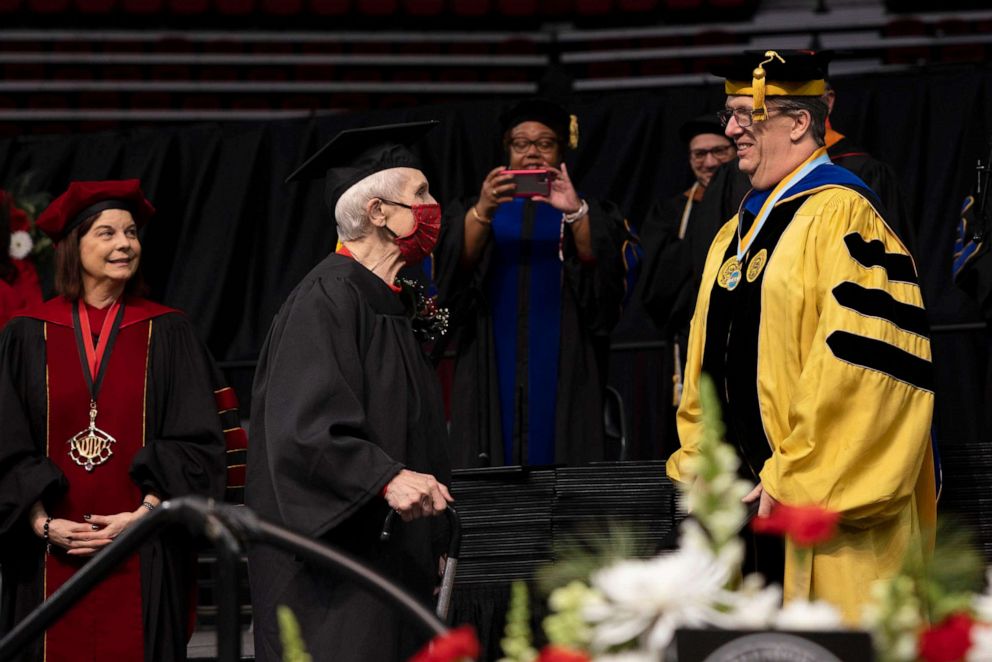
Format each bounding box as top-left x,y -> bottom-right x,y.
9,230 -> 32,259
710,574 -> 781,630
585,543 -> 732,653
967,623 -> 992,661
775,599 -> 844,631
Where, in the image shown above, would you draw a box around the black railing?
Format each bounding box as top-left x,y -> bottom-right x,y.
0,497 -> 447,662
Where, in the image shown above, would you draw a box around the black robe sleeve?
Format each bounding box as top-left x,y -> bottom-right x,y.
129,313 -> 227,501
0,317 -> 66,543
638,194 -> 696,337
561,198 -> 638,335
247,276 -> 403,537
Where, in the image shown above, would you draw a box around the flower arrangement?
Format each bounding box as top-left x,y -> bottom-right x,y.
279,373 -> 992,662
395,276 -> 450,344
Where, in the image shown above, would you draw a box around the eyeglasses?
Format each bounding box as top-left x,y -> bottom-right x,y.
689,144 -> 735,162
717,107 -> 787,128
508,137 -> 559,154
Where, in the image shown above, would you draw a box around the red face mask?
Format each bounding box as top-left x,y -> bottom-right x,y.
380,200 -> 442,265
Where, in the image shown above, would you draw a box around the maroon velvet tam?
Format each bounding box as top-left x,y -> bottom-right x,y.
36,179 -> 155,242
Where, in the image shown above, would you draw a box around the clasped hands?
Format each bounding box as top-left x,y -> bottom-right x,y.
31,500 -> 159,557
383,469 -> 453,522
476,163 -> 583,220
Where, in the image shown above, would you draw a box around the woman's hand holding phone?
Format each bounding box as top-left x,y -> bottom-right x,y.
476,167 -> 516,219
534,162 -> 582,216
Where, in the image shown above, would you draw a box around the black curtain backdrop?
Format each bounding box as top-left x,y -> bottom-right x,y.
2,63 -> 991,494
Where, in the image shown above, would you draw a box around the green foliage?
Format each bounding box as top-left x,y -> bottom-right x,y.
277,605 -> 313,662
499,581 -> 538,662
537,522 -> 649,595
904,519 -> 984,623
542,581 -> 598,649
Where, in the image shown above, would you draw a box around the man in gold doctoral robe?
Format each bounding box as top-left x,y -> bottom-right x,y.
666,50 -> 936,622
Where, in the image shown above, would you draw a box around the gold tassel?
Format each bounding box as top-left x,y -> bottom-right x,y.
569,114 -> 579,149
750,50 -> 784,122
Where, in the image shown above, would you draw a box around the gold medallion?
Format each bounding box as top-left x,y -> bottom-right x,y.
717,256 -> 742,291
68,401 -> 115,472
746,248 -> 768,282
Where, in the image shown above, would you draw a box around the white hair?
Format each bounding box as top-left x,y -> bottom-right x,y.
333,168 -> 409,241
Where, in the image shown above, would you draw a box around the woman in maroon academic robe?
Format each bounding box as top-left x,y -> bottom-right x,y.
0,180 -> 226,662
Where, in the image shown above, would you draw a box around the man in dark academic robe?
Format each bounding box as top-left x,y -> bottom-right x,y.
433,99 -> 640,469
246,122 -> 451,662
638,115 -> 737,457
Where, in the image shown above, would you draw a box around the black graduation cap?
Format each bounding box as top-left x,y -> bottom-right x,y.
498,98 -> 578,149
710,50 -> 832,89
678,113 -> 729,144
710,50 -> 830,121
285,120 -> 439,216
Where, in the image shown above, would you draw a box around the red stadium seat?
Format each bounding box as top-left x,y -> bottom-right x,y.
437,68 -> 480,82
182,94 -> 223,109
294,64 -> 337,81
390,70 -> 431,82
121,0 -> 164,12
539,0 -> 571,19
28,94 -> 69,109
167,0 -> 208,13
215,0 -> 254,14
149,64 -> 192,80
937,43 -> 985,63
79,91 -> 122,108
327,92 -> 370,109
403,0 -> 442,15
246,66 -> 289,81
883,18 -> 927,37
447,42 -> 490,56
575,0 -> 611,14
129,91 -> 174,109
51,66 -> 95,80
584,61 -> 632,78
451,0 -> 489,16
230,96 -> 272,110
199,65 -> 240,81
638,58 -> 684,76
27,0 -> 71,12
356,0 -> 396,15
281,95 -> 320,109
617,0 -> 656,10
260,0 -> 301,13
75,0 -> 117,11
101,65 -> 144,79
4,63 -> 44,79
497,0 -> 538,16
379,94 -> 418,109
0,0 -> 23,14
309,0 -> 349,14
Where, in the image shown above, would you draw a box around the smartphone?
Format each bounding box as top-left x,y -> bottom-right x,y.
504,169 -> 552,197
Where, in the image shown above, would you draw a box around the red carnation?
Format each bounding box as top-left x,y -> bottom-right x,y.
751,503 -> 840,547
409,625 -> 480,662
536,645 -> 591,662
919,613 -> 974,662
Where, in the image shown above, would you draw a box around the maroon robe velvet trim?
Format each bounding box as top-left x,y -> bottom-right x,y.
17,295 -> 177,329
42,316 -> 152,661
